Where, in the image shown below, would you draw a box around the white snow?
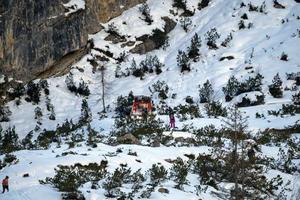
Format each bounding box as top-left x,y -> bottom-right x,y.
63,0 -> 86,16
1,0 -> 300,199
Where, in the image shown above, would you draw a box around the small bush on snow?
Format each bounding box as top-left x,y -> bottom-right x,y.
268,73 -> 283,98
139,3 -> 153,25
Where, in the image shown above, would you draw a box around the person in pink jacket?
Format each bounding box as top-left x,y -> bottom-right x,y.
2,176 -> 9,193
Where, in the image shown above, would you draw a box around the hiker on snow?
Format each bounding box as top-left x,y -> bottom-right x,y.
169,112 -> 175,129
2,176 -> 9,193
128,91 -> 134,106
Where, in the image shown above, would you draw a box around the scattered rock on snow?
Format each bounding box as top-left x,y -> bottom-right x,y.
158,187 -> 169,194
219,56 -> 235,61
117,133 -> 140,144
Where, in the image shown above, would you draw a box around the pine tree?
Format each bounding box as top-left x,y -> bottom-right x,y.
173,0 -> 188,11
115,65 -> 122,78
198,0 -> 210,10
87,124 -> 98,147
77,79 -> 90,96
188,33 -> 201,61
49,109 -> 56,121
205,28 -> 220,49
80,99 -> 92,124
45,96 -> 56,120
139,3 -> 153,25
204,101 -> 227,117
9,82 -> 25,99
177,50 -> 191,72
222,106 -> 248,199
39,79 -> 50,95
34,106 -> 43,122
180,17 -> 192,32
152,55 -> 164,74
149,164 -> 168,185
1,127 -> 20,154
65,73 -> 77,93
22,131 -> 34,149
130,59 -> 137,72
292,91 -> 300,105
107,22 -> 119,36
248,73 -> 264,92
26,81 -> 41,104
199,80 -> 214,103
238,20 -> 246,29
222,76 -> 240,102
269,73 -> 283,98
170,157 -> 189,189
221,33 -> 233,47
0,105 -> 12,122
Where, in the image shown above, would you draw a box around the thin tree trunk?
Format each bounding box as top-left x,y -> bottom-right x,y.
101,67 -> 106,113
234,130 -> 239,200
241,138 -> 245,199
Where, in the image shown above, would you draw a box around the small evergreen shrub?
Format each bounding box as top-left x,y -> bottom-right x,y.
188,33 -> 201,61
115,95 -> 131,118
280,52 -> 288,61
180,17 -> 192,32
199,80 -> 214,103
112,115 -> 164,138
26,81 -> 41,104
43,162 -> 107,192
170,157 -> 189,189
198,0 -> 210,10
174,104 -> 201,120
286,72 -> 300,85
222,73 -> 264,102
0,106 -> 11,122
149,164 -> 168,185
149,81 -> 169,100
65,74 -> 90,96
0,127 -> 20,154
205,28 -> 220,49
204,101 -> 227,117
107,22 -> 120,36
268,73 -> 283,98
139,3 -> 153,25
193,125 -> 223,146
236,94 -> 265,107
177,50 -> 191,72
221,33 -> 233,47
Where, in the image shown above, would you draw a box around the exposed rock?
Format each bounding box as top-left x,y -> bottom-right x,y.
219,56 -> 235,61
199,0 -> 211,10
121,41 -> 136,48
184,153 -> 195,160
130,17 -> 176,54
161,17 -> 177,33
104,33 -> 126,44
151,138 -> 161,147
174,137 -> 196,145
0,0 -> 146,85
273,0 -> 285,9
117,133 -> 140,144
158,187 -> 169,194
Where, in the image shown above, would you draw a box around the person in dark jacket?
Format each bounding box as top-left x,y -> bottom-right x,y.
2,176 -> 9,193
169,113 -> 175,129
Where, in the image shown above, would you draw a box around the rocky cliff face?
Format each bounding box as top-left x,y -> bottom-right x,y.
0,0 -> 145,82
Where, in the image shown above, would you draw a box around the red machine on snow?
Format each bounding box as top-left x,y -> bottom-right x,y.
131,96 -> 153,118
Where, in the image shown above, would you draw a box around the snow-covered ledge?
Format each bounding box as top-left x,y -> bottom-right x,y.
63,0 -> 86,16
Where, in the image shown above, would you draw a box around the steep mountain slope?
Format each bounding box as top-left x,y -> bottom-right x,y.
0,0 -> 300,199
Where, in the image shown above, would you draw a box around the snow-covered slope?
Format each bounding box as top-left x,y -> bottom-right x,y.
1,0 -> 300,199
